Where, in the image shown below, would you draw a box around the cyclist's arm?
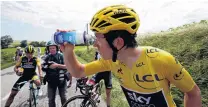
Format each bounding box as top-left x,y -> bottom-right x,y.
62,46 -> 86,78
162,52 -> 201,107
62,44 -> 111,78
14,56 -> 22,72
36,58 -> 43,77
184,85 -> 201,107
14,66 -> 18,72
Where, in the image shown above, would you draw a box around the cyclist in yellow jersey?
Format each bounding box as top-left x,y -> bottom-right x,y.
5,45 -> 43,107
58,5 -> 202,107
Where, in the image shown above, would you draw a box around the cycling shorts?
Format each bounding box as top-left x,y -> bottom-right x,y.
91,71 -> 112,89
12,75 -> 39,91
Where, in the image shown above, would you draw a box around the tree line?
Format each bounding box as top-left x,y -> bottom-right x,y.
1,35 -> 46,49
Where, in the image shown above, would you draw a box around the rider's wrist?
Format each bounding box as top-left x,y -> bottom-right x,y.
56,64 -> 59,68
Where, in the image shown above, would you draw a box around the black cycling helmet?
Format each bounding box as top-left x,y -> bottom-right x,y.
25,45 -> 35,53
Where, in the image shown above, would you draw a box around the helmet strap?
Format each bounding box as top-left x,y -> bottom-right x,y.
104,30 -> 127,62
106,39 -> 125,62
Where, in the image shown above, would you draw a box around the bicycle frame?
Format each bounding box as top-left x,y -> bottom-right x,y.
82,81 -> 103,104
76,77 -> 88,94
17,80 -> 38,107
62,81 -> 102,107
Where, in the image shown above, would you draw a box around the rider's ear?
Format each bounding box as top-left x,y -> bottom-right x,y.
113,37 -> 124,50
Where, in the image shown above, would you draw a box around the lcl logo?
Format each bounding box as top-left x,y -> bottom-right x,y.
136,62 -> 145,67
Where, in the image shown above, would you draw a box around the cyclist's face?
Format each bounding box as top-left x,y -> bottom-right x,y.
26,53 -> 33,58
49,45 -> 57,55
93,33 -> 112,60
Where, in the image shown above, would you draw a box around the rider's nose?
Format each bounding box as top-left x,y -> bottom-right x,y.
93,40 -> 98,48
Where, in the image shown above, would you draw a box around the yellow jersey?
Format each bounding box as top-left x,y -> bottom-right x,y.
85,46 -> 195,107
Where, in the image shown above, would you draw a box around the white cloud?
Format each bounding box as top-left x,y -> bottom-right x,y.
1,0 -> 208,33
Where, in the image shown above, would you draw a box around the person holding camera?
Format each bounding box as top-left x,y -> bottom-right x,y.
42,41 -> 69,107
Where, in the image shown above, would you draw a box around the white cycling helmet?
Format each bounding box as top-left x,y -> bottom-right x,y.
17,47 -> 21,49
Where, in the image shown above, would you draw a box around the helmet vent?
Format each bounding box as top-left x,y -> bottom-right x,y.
119,18 -> 135,24
96,20 -> 107,27
92,18 -> 99,27
99,23 -> 112,28
90,18 -> 94,26
131,24 -> 137,29
111,13 -> 130,19
92,29 -> 98,32
103,10 -> 112,15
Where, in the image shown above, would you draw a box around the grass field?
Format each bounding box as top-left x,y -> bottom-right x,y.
1,46 -> 88,70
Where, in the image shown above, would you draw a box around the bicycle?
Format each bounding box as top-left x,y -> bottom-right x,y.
62,79 -> 103,107
75,77 -> 89,95
17,80 -> 39,107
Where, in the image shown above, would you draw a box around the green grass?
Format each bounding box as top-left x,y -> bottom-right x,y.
1,47 -> 45,69
1,48 -> 17,69
76,55 -> 87,64
1,62 -> 16,69
74,46 -> 96,62
74,46 -> 88,51
1,46 -> 87,70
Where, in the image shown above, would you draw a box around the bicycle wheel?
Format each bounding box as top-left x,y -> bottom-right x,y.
29,89 -> 37,107
62,95 -> 96,107
29,90 -> 34,107
33,89 -> 37,107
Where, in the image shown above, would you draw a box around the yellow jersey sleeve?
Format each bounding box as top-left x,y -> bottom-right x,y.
15,56 -> 22,66
161,51 -> 195,92
84,58 -> 111,76
36,58 -> 41,66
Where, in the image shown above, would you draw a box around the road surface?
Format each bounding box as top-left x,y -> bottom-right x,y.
1,66 -> 107,107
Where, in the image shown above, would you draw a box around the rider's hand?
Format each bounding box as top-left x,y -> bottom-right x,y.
60,42 -> 75,53
16,72 -> 23,76
16,71 -> 23,76
16,67 -> 23,76
49,63 -> 58,69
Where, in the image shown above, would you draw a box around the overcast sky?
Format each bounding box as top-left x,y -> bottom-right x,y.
1,0 -> 208,41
